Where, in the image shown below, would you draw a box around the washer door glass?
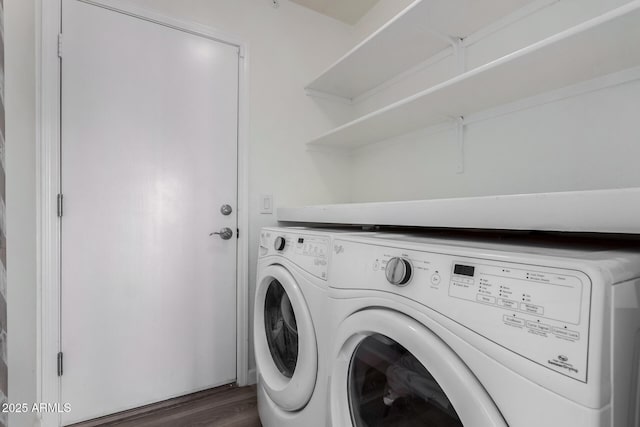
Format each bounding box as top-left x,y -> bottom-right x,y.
264,279 -> 298,378
349,334 -> 463,427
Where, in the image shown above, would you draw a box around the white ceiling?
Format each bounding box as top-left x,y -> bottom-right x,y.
290,0 -> 380,25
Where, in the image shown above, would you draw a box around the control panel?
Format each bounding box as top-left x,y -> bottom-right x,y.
260,230 -> 330,280
448,262 -> 584,325
330,239 -> 592,382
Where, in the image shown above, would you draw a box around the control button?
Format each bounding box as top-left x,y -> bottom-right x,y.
498,298 -> 518,309
274,236 -> 286,251
430,274 -> 441,285
527,321 -> 551,333
552,327 -> 580,340
373,260 -> 380,271
385,257 -> 413,286
476,295 -> 496,304
519,303 -> 544,315
503,315 -> 525,327
451,281 -> 472,289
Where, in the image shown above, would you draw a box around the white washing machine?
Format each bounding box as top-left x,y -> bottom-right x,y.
326,232 -> 640,427
255,227 -> 358,427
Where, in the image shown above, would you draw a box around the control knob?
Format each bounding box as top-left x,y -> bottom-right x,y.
385,257 -> 412,286
274,236 -> 286,251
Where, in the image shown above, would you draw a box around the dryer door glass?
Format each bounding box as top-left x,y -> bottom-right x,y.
348,334 -> 463,426
264,279 -> 298,378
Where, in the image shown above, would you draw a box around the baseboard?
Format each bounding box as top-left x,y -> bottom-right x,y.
247,368 -> 257,385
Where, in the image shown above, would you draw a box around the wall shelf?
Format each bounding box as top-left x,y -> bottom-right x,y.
305,0 -> 539,100
278,188 -> 640,234
307,1 -> 640,149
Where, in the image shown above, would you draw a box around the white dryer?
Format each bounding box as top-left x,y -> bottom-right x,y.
255,227 -> 352,427
326,232 -> 640,427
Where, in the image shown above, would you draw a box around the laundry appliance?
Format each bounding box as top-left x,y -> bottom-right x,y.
326,232 -> 640,427
254,227 -> 359,427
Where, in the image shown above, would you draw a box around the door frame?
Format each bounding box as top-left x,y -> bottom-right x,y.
36,1 -> 250,425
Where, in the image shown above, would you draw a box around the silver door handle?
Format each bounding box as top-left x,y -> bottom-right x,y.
210,227 -> 233,240
220,204 -> 233,216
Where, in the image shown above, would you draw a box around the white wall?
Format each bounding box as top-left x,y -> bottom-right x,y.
347,0 -> 640,202
5,0 -> 39,426
352,0 -> 415,42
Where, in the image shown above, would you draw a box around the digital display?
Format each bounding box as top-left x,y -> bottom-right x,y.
454,264 -> 475,277
298,238 -> 304,244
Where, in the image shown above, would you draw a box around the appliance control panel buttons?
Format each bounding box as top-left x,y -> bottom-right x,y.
385,257 -> 413,286
552,327 -> 580,341
448,263 -> 583,325
274,236 -> 286,251
520,302 -> 544,315
444,259 -> 589,381
477,294 -> 496,304
262,231 -> 329,280
503,315 -> 526,327
527,321 -> 551,334
498,298 -> 518,309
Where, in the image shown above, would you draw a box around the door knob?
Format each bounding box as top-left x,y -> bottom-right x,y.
210,227 -> 233,240
220,204 -> 232,216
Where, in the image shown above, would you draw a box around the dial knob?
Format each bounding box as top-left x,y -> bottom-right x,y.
385,257 -> 412,286
274,236 -> 286,251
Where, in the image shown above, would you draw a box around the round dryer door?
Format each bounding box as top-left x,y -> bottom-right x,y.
254,265 -> 318,411
330,309 -> 507,427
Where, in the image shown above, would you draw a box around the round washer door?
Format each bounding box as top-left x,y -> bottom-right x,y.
330,309 -> 507,427
254,264 -> 318,411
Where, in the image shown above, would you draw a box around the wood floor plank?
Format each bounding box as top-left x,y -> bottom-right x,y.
68,385 -> 261,427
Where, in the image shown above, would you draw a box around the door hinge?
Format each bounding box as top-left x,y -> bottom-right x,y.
237,228 -> 240,238
57,34 -> 63,58
57,352 -> 64,376
57,194 -> 64,217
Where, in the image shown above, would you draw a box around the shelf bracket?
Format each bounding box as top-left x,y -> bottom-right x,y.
452,38 -> 466,75
455,116 -> 465,174
428,30 -> 466,75
304,88 -> 353,105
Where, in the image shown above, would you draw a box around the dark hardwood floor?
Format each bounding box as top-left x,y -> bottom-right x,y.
69,384 -> 261,427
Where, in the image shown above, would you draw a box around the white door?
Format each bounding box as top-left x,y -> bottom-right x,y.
60,1 -> 239,424
330,309 -> 507,426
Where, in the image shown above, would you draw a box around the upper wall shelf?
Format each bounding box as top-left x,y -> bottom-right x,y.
305,0 -> 538,100
278,188 -> 640,234
307,1 -> 640,149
